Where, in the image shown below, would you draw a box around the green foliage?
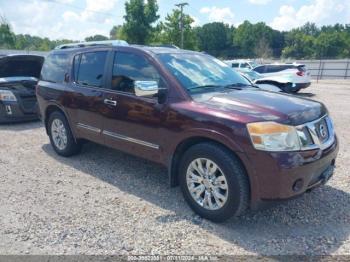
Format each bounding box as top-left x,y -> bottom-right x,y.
196,22 -> 232,57
1,2 -> 350,60
232,21 -> 282,58
123,0 -> 159,44
0,17 -> 15,48
160,9 -> 197,50
282,24 -> 350,59
282,29 -> 316,59
85,35 -> 109,42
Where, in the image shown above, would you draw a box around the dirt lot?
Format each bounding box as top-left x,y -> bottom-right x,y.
0,80 -> 349,256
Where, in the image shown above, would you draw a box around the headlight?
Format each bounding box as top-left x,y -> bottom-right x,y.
0,90 -> 17,102
247,122 -> 300,151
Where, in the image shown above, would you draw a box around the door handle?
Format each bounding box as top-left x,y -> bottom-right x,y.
104,99 -> 117,106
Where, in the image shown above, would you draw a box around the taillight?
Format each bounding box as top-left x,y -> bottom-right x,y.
296,71 -> 304,76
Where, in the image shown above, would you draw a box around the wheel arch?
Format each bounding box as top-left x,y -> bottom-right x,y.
44,103 -> 73,136
168,136 -> 252,194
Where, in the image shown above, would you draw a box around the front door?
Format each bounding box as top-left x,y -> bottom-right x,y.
101,51 -> 167,163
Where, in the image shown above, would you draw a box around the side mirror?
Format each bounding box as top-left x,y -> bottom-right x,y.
134,80 -> 160,97
64,73 -> 70,83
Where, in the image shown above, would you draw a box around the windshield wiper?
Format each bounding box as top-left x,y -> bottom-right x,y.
224,83 -> 259,89
187,84 -> 224,91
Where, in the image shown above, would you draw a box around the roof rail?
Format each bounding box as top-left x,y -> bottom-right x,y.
55,40 -> 129,50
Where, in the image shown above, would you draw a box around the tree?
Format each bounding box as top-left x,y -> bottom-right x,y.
123,0 -> 159,44
233,21 -> 275,58
196,22 -> 232,56
254,37 -> 272,59
85,35 -> 109,42
161,9 -> 197,50
314,31 -> 349,58
0,17 -> 15,49
299,22 -> 320,37
110,25 -> 127,40
282,29 -> 315,59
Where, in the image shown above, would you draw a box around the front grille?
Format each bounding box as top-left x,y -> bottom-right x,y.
20,97 -> 37,113
297,115 -> 335,150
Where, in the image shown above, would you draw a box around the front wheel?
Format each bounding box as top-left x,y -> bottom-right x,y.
48,111 -> 81,157
179,142 -> 250,222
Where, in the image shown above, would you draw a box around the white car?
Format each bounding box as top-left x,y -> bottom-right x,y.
240,70 -> 301,93
253,63 -> 311,92
226,60 -> 260,71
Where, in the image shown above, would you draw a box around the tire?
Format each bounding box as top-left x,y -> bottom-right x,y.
48,111 -> 81,157
291,88 -> 301,93
179,142 -> 250,222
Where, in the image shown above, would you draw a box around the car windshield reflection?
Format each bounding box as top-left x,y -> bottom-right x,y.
158,53 -> 252,93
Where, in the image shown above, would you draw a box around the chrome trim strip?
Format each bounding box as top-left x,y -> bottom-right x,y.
77,123 -> 101,133
102,130 -> 160,150
296,115 -> 335,151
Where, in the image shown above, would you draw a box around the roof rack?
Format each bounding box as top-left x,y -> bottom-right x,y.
55,40 -> 129,50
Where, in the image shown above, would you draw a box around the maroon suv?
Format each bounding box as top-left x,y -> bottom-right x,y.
36,41 -> 339,222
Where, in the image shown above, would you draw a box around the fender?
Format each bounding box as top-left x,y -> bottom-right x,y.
166,127 -> 246,187
43,100 -> 77,139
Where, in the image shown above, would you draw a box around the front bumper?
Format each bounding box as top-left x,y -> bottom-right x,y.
246,136 -> 339,208
0,101 -> 39,123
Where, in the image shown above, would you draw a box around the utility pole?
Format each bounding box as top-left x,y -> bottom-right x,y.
175,2 -> 188,49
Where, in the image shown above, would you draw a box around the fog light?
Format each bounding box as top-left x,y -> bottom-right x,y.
293,179 -> 304,192
5,105 -> 12,115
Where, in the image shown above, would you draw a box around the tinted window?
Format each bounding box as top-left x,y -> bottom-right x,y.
240,63 -> 250,68
297,65 -> 306,72
231,63 -> 239,68
253,65 -> 265,73
76,51 -> 107,87
111,52 -> 161,94
41,53 -> 69,83
265,65 -> 283,73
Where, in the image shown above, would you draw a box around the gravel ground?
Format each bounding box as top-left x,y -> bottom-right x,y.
0,80 -> 349,256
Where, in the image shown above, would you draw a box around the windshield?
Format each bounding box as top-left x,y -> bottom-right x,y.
244,70 -> 262,81
158,53 -> 251,93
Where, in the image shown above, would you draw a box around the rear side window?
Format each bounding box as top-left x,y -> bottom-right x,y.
41,53 -> 69,83
76,51 -> 107,88
297,65 -> 306,72
254,65 -> 265,73
231,63 -> 239,68
265,65 -> 283,73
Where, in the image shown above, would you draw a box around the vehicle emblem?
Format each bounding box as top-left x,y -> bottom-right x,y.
319,123 -> 327,138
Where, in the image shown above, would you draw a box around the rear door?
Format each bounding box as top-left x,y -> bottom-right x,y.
67,50 -> 109,143
100,51 -> 167,162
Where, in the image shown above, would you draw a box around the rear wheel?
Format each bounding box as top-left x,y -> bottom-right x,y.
179,142 -> 250,222
48,111 -> 81,157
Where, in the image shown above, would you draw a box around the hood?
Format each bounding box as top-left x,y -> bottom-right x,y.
0,55 -> 44,79
193,89 -> 327,126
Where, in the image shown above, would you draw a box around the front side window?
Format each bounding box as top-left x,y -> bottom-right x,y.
158,53 -> 251,93
41,53 -> 69,83
76,51 -> 107,87
110,52 -> 161,95
240,63 -> 250,68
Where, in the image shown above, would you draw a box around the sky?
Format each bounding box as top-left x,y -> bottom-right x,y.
0,0 -> 349,41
